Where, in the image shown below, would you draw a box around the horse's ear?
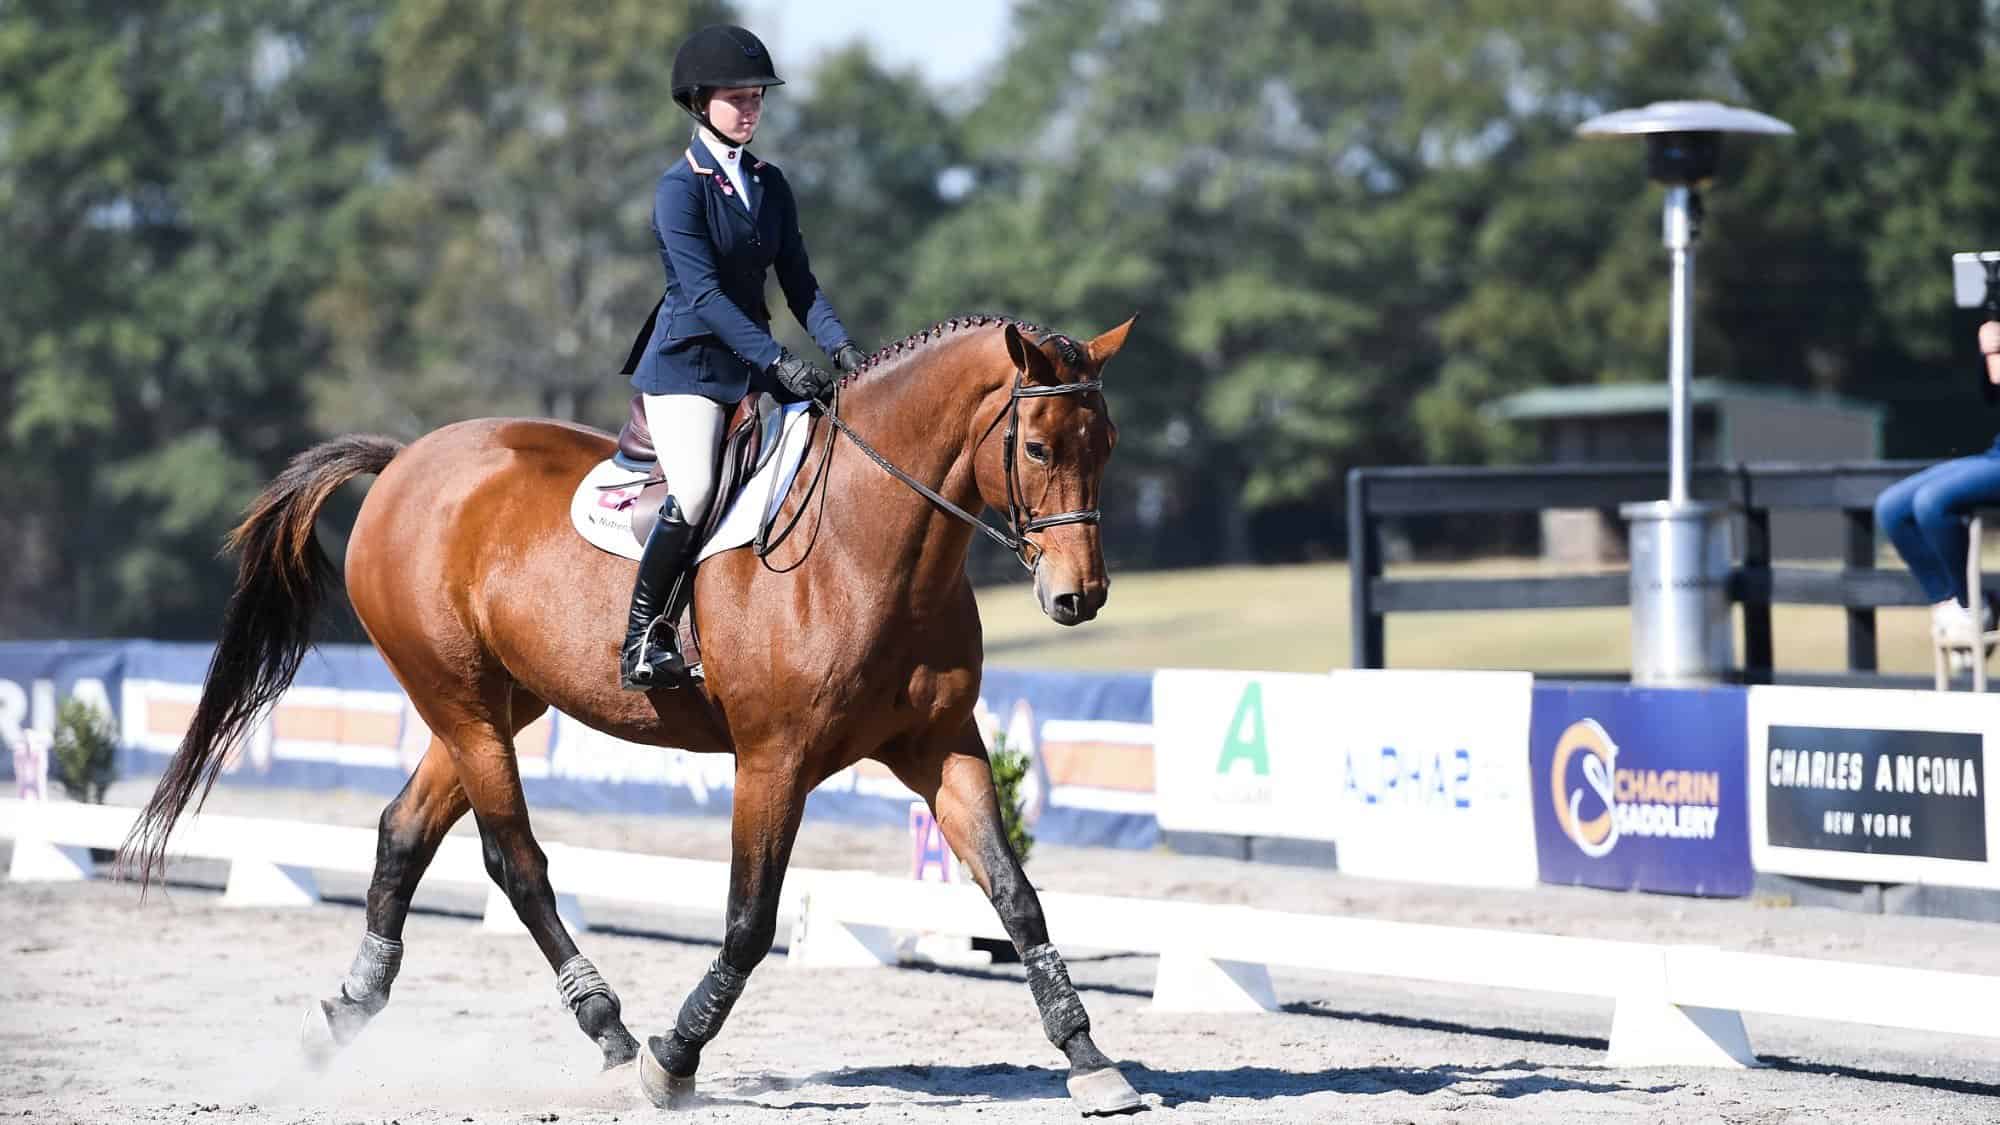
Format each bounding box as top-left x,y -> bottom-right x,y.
1086,315 -> 1139,372
1004,322 -> 1057,384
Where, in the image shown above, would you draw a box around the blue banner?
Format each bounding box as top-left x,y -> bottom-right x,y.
1529,682 -> 1751,897
0,641 -> 1159,850
0,641 -> 128,784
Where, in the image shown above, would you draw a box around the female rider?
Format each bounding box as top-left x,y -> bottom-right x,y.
621,24 -> 866,691
1877,319 -> 2000,663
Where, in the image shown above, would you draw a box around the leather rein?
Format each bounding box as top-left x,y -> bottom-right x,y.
758,363 -> 1103,574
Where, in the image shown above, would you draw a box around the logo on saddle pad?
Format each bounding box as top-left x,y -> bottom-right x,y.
596,484 -> 642,513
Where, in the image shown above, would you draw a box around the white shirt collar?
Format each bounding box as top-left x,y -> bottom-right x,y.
697,130 -> 751,203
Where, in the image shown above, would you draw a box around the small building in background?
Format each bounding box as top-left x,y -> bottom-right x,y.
1492,379 -> 1885,563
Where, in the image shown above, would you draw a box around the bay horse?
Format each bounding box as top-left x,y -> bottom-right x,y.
122,315 -> 1143,1115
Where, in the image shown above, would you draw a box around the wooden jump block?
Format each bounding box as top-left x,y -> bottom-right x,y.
785,887 -> 899,969
1607,945 -> 1758,1068
7,837 -> 95,883
480,884 -> 589,936
222,857 -> 322,908
1150,949 -> 1278,1013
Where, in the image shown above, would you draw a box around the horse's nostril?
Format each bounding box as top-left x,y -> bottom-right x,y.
1053,593 -> 1083,619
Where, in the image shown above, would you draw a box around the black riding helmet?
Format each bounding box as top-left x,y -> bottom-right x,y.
671,25 -> 784,142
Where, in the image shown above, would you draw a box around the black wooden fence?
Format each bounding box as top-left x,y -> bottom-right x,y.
1346,461 -> 1945,685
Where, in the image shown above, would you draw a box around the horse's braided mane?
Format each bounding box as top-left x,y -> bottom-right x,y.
841,313 -> 1084,387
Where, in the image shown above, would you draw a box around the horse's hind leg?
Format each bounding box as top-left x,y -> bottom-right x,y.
302,737 -> 468,1065
639,759 -> 809,1107
888,726 -> 1144,1116
450,689 -> 641,1069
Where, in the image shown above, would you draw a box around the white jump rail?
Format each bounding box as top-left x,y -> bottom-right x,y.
11,798 -> 2000,1069
0,797 -> 821,936
785,870 -> 2000,1068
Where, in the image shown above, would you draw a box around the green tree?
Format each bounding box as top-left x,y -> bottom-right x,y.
761,44 -> 966,358
919,0 -> 2000,568
1416,0 -> 2000,463
0,0 -> 387,636
899,0 -> 1478,561
1712,0 -> 2000,457
311,0 -> 730,433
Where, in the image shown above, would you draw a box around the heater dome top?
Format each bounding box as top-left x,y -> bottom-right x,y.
1577,100 -> 1794,138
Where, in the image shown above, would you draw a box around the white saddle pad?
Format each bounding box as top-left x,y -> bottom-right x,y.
568,400 -> 816,564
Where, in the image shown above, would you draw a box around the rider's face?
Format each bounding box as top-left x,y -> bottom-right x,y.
706,86 -> 764,146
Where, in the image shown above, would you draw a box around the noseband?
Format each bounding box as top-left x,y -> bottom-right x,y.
814,361 -> 1103,574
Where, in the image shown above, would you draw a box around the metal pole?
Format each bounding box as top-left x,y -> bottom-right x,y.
1663,185 -> 1697,505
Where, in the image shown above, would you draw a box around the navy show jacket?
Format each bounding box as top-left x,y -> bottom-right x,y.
629,134 -> 852,402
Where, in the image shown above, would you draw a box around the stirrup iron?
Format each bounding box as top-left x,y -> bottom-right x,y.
624,616 -> 685,690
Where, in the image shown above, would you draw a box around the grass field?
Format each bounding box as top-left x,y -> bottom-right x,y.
974,556 -> 1956,676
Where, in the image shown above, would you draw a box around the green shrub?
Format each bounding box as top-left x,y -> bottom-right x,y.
52,698 -> 118,804
988,732 -> 1035,867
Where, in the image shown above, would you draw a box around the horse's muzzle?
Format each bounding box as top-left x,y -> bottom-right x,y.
1036,570 -> 1107,627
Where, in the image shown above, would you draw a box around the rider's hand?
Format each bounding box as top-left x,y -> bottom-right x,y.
769,349 -> 836,402
832,342 -> 867,375
1982,321 -> 2000,385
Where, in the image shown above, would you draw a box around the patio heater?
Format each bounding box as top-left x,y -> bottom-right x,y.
1577,100 -> 1794,685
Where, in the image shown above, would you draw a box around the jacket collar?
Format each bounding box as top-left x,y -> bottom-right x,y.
687,132 -> 765,175
687,133 -> 766,213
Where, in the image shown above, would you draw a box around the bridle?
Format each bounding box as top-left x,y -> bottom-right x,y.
776,356 -> 1104,574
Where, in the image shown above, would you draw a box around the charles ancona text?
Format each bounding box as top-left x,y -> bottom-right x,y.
1768,748 -> 1980,798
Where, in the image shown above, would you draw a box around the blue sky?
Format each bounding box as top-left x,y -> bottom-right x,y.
743,0 -> 1015,94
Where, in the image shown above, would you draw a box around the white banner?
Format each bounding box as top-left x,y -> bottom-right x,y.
1153,668 -> 1536,886
1328,669 -> 1538,888
1152,670 -> 1338,839
1749,686 -> 2000,889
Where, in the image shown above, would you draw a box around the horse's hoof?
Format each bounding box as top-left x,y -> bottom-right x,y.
1067,1066 -> 1145,1116
638,1041 -> 697,1109
298,1001 -> 339,1071
599,1028 -> 641,1071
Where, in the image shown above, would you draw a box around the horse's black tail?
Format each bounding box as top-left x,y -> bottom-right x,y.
120,435 -> 403,890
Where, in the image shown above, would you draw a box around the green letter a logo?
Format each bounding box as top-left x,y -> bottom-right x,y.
1216,681 -> 1270,777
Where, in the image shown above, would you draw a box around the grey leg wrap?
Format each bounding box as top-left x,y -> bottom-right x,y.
340,932 -> 403,1016
674,955 -> 750,1046
1023,942 -> 1090,1047
556,954 -> 619,1016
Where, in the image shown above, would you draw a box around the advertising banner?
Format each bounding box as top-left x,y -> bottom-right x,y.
1750,686 -> 1999,889
1530,682 -> 1752,897
979,667 -> 1156,850
0,641 -> 1160,851
1328,669 -> 1537,888
0,641 -> 125,783
1152,670 -> 1337,840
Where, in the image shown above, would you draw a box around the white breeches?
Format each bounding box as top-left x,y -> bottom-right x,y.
642,393 -> 727,526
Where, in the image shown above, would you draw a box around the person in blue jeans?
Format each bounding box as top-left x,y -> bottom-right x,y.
1876,319 -> 2000,651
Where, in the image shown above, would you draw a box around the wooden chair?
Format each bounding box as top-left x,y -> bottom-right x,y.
1936,514 -> 1998,691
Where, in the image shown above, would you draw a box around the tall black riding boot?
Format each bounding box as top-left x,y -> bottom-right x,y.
620,498 -> 698,691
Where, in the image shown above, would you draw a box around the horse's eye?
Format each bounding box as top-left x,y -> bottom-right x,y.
1024,441 -> 1049,464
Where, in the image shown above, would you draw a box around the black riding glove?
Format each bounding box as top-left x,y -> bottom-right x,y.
768,349 -> 836,402
831,342 -> 867,374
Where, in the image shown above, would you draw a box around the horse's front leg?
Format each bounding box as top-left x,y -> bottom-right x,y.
639,759 -> 807,1108
892,727 -> 1146,1116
